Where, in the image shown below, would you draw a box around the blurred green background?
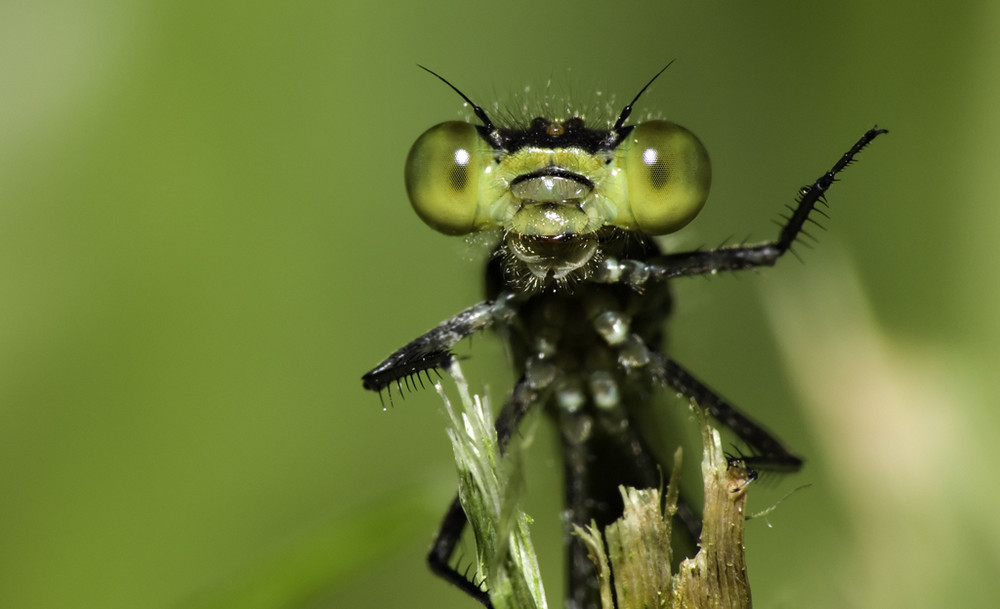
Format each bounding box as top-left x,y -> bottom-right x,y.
2,1 -> 998,608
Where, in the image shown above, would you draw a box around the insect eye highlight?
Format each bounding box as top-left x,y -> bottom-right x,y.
405,121 -> 487,235
448,148 -> 471,189
622,121 -> 711,235
641,148 -> 671,189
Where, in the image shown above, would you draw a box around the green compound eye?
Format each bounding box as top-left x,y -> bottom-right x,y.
405,121 -> 488,235
622,121 -> 711,235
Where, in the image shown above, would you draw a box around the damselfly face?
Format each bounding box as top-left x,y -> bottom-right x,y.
404,67 -> 711,291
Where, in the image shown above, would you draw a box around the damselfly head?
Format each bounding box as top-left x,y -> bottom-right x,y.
404,66 -> 711,291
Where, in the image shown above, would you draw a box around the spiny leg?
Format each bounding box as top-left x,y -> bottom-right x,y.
428,496 -> 490,606
362,299 -> 506,397
625,128 -> 891,469
427,370 -> 541,609
650,353 -> 803,471
362,297 -> 523,605
593,126 -> 887,287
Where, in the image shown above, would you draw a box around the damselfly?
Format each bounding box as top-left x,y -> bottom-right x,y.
363,65 -> 885,609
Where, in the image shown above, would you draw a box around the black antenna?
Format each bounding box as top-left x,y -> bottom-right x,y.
417,65 -> 497,133
612,60 -> 675,133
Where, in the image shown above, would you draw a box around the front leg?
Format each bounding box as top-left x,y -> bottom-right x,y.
594,126 -> 887,286
362,297 -> 513,400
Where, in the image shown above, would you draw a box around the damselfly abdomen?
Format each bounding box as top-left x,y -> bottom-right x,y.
362,65 -> 885,609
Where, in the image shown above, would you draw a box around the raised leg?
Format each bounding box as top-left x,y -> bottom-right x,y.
594,126 -> 888,287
